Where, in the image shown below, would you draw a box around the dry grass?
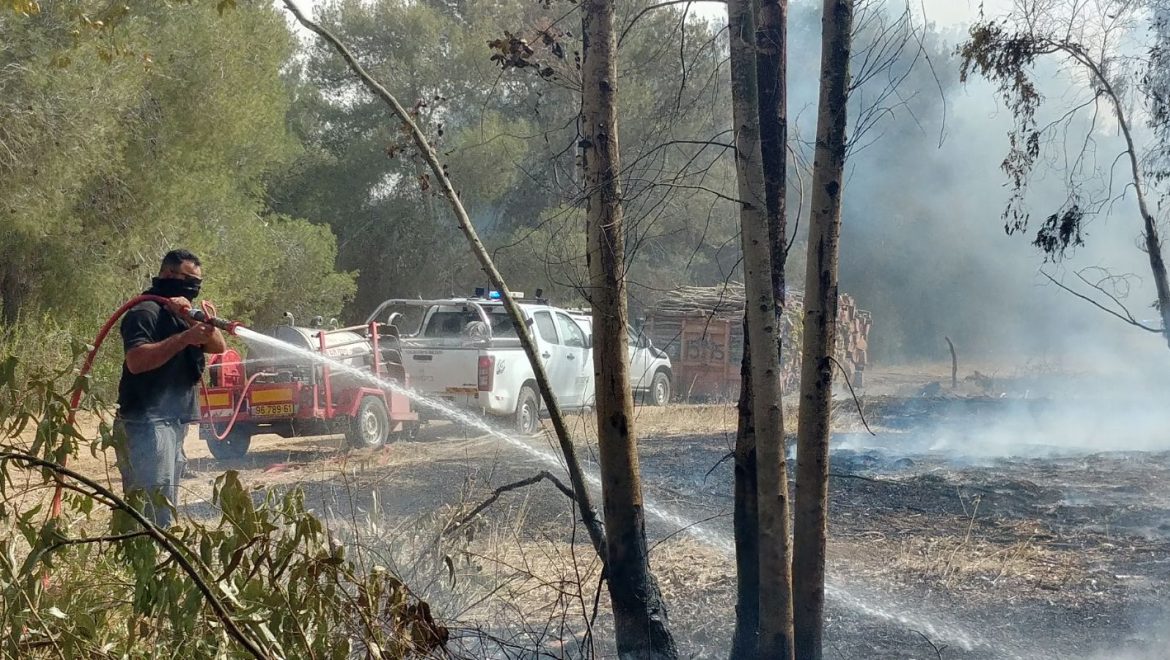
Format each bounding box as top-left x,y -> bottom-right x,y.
557,401 -> 827,444
834,516 -> 1085,600
631,404 -> 740,437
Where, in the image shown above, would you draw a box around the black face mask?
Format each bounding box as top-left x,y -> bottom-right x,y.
150,276 -> 201,301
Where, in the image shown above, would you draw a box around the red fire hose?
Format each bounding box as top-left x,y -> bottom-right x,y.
199,372 -> 267,442
50,295 -> 245,518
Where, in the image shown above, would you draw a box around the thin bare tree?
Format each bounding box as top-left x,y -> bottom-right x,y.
793,0 -> 854,658
280,0 -> 609,563
582,0 -> 680,654
727,0 -> 795,656
731,0 -> 790,655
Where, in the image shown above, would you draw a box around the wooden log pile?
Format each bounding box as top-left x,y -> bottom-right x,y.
643,283 -> 871,399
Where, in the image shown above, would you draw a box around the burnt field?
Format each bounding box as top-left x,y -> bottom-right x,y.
172,373 -> 1170,659
635,413 -> 1170,659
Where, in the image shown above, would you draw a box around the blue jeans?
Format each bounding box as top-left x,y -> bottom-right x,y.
113,418 -> 187,529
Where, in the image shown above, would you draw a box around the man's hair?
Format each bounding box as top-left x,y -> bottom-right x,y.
160,248 -> 201,274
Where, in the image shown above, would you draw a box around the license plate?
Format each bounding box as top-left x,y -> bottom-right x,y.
445,387 -> 479,395
252,403 -> 294,417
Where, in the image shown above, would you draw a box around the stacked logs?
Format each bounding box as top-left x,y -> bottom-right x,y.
643,283 -> 871,399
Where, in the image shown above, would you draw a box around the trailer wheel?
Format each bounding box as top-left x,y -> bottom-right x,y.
347,396 -> 390,449
648,371 -> 672,406
514,385 -> 540,436
202,425 -> 252,460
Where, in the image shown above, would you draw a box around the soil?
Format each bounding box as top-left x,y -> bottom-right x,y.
34,363 -> 1170,659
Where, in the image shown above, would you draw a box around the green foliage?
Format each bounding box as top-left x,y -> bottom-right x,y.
1,0 -> 356,373
0,351 -> 447,657
270,0 -> 741,314
958,22 -> 1048,246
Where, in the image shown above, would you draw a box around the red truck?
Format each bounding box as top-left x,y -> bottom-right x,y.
198,320 -> 417,459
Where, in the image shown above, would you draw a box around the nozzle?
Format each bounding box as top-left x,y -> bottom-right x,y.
187,308 -> 243,336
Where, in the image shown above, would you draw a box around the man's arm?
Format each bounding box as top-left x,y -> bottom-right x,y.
156,296 -> 227,355
125,326 -> 210,374
202,327 -> 227,355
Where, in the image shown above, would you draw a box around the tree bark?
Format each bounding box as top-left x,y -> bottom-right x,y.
728,0 -> 794,656
582,0 -> 678,655
731,320 -> 759,659
793,1 -> 854,658
1107,86 -> 1170,348
757,0 -> 788,307
732,0 -> 788,655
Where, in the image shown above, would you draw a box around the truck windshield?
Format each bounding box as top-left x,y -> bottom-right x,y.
422,305 -> 517,338
487,307 -> 516,336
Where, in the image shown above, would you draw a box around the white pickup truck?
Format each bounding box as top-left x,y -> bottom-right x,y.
366,295 -> 590,434
365,294 -> 672,434
564,311 -> 674,408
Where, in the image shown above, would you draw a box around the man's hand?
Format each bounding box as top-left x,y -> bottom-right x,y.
163,297 -> 194,324
182,322 -> 216,347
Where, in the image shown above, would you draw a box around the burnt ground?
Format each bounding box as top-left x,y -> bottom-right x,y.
54,365 -> 1170,659
171,399 -> 1170,659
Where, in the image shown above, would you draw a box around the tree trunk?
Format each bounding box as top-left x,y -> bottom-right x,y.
728,0 -> 794,656
732,0 -> 788,655
1110,93 -> 1170,348
731,320 -> 759,659
757,0 -> 788,307
0,259 -> 27,328
793,1 -> 854,658
582,0 -> 678,656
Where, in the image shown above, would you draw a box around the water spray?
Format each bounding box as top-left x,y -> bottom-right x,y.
232,330 -> 1014,657
46,297 -> 1010,656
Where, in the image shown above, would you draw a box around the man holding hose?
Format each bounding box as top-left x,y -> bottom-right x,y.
116,249 -> 226,528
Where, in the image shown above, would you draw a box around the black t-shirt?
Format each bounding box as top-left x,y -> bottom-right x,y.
116,300 -> 205,423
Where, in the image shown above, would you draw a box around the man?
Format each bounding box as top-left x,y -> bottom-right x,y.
116,249 -> 226,528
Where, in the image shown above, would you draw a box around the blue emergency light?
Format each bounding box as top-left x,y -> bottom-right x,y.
474,288 -> 522,300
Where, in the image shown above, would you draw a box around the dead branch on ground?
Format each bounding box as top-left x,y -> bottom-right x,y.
444,471 -> 576,536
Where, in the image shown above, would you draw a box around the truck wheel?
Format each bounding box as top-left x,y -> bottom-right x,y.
202,424 -> 252,460
514,385 -> 540,436
649,371 -> 672,406
347,396 -> 390,449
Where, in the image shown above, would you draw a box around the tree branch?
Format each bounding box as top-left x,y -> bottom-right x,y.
1041,270 -> 1162,333
282,0 -> 609,562
445,470 -> 577,535
618,0 -> 723,47
827,356 -> 876,436
46,530 -> 151,554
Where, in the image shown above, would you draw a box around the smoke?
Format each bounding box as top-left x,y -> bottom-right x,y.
771,2 -> 1170,368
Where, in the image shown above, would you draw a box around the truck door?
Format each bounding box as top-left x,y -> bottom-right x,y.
554,312 -> 591,405
533,311 -> 579,408
628,325 -> 652,390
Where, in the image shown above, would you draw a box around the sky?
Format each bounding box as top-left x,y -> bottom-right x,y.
919,0 -> 1014,28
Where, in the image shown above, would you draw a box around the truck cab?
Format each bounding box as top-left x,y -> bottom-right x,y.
566,312 -> 674,406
